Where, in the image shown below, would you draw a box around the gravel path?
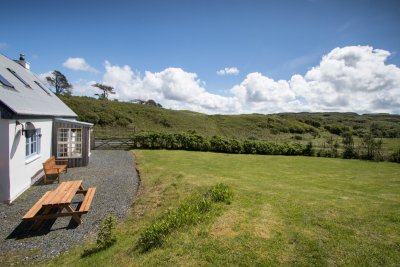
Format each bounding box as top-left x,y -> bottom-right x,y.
0,150 -> 139,264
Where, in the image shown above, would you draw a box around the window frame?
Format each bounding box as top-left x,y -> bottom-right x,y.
57,128 -> 83,159
7,68 -> 31,88
25,129 -> 41,159
0,74 -> 15,89
34,81 -> 51,95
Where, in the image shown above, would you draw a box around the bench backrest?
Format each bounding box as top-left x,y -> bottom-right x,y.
43,156 -> 56,170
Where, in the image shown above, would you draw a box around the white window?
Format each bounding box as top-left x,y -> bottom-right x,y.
57,128 -> 82,158
26,129 -> 41,158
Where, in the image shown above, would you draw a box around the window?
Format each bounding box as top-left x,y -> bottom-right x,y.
26,129 -> 41,158
0,74 -> 14,88
34,81 -> 51,95
57,128 -> 82,158
7,68 -> 31,87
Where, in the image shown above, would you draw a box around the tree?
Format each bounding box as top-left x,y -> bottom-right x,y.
342,132 -> 356,159
46,70 -> 73,95
92,83 -> 115,100
359,132 -> 383,161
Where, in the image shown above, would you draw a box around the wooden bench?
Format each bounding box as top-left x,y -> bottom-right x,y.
43,156 -> 68,184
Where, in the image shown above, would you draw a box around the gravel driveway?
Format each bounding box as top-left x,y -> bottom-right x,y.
0,150 -> 139,264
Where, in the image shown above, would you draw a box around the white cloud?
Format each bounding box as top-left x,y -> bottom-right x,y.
230,46 -> 400,114
37,71 -> 53,86
217,67 -> 240,76
71,46 -> 400,114
63,57 -> 98,73
101,62 -> 240,113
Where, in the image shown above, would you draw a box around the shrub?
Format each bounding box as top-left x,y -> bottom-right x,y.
303,141 -> 315,156
80,112 -> 99,124
389,148 -> 400,163
116,117 -> 130,127
97,215 -> 117,249
342,132 -> 357,159
98,112 -> 115,126
358,133 -> 383,161
293,135 -> 303,140
324,125 -> 343,135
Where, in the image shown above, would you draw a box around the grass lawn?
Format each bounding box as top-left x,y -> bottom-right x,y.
44,150 -> 400,266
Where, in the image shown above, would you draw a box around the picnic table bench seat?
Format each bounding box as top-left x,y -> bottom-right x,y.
79,187 -> 96,213
22,191 -> 52,220
43,156 -> 68,184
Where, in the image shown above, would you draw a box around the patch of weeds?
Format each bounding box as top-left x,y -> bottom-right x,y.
136,183 -> 232,252
82,215 -> 117,257
207,183 -> 233,204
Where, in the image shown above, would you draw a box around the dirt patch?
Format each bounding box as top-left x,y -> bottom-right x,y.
248,204 -> 282,239
209,210 -> 244,238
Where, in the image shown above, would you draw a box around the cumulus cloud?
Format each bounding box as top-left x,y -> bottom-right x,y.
216,67 -> 239,76
101,61 -> 239,113
71,46 -> 400,114
230,46 -> 400,114
63,57 -> 98,73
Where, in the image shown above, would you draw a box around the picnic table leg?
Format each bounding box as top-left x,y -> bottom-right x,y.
65,205 -> 82,224
31,206 -> 52,231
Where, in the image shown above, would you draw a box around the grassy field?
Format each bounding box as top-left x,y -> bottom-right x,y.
43,151 -> 400,266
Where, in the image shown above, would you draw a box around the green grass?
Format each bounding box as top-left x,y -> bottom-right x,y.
39,150 -> 400,267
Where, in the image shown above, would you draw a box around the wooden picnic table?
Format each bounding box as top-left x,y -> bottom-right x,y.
23,180 -> 96,230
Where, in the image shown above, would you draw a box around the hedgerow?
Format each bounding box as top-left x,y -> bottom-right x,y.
131,132 -> 308,156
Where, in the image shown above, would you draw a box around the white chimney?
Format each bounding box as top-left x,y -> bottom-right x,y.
17,54 -> 30,70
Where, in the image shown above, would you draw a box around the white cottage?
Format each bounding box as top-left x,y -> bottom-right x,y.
0,54 -> 93,203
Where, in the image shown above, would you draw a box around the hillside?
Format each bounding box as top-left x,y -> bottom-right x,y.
60,96 -> 400,141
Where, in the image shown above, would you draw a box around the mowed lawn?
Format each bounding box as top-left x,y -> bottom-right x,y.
46,150 -> 400,267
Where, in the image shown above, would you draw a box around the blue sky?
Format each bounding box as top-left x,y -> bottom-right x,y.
1,0 -> 400,114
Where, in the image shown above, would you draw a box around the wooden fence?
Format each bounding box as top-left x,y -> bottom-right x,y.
94,138 -> 136,150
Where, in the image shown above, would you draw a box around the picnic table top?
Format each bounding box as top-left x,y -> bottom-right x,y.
42,180 -> 83,206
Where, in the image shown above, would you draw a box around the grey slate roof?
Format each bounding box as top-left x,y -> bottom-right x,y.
0,54 -> 77,117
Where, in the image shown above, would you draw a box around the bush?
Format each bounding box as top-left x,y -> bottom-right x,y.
80,112 -> 99,124
97,215 -> 117,249
389,148 -> 400,163
303,142 -> 315,156
98,112 -> 115,126
116,117 -> 130,127
293,135 -> 303,140
342,132 -> 357,159
324,125 -> 343,135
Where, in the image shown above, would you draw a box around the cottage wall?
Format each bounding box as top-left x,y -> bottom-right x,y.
0,117 -> 10,202
7,119 -> 53,203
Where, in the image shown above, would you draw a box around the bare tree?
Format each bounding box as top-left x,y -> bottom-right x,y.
92,83 -> 115,100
